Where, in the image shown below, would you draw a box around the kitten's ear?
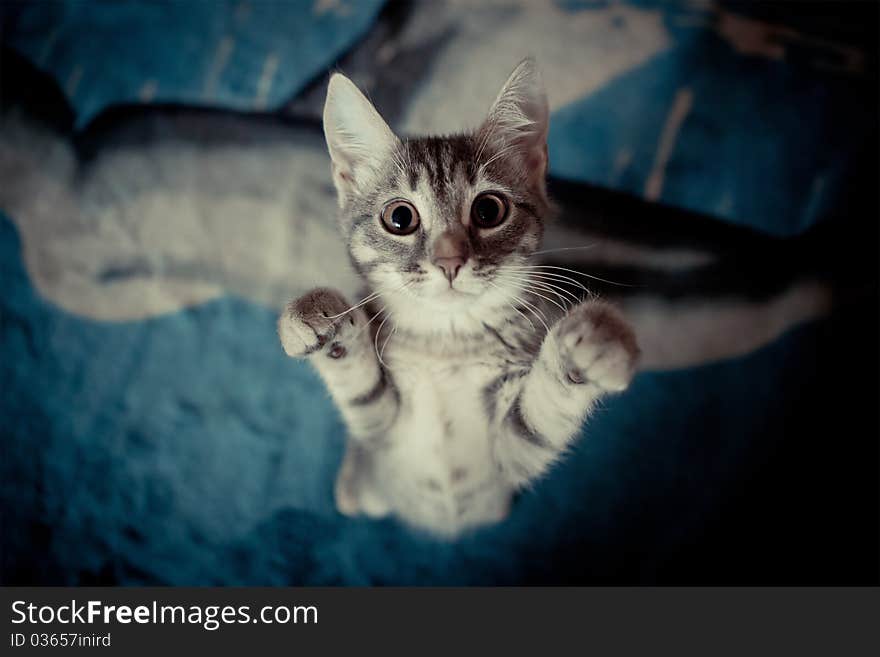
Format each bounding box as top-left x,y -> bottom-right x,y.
478,58 -> 549,189
323,73 -> 399,199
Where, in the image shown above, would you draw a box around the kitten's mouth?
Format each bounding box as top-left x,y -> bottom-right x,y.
441,286 -> 474,297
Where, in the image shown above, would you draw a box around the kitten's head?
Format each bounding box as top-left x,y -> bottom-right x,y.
323,59 -> 550,331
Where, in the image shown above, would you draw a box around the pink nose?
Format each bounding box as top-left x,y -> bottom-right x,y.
434,256 -> 465,283
431,230 -> 469,284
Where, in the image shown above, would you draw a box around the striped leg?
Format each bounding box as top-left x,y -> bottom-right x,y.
278,288 -> 399,442
492,301 -> 639,488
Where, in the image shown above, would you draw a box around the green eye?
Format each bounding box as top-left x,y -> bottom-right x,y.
380,200 -> 420,235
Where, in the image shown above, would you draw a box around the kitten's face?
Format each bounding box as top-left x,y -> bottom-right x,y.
343,135 -> 545,306
323,59 -> 550,328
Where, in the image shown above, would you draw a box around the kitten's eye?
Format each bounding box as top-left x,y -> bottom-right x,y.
471,193 -> 508,229
380,200 -> 420,235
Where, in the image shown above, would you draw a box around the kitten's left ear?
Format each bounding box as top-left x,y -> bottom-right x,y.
478,58 -> 549,190
323,72 -> 399,199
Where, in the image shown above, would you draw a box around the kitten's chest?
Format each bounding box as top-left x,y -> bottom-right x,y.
385,349 -> 504,468
372,335 -> 523,533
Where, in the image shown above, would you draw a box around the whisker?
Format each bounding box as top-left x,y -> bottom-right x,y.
353,302 -> 390,341
514,295 -> 551,336
504,264 -> 637,288
486,280 -> 536,331
374,312 -> 393,367
379,323 -> 397,364
492,282 -> 551,335
530,244 -> 599,256
526,279 -> 575,309
509,304 -> 536,331
495,273 -> 581,307
506,281 -> 575,312
497,277 -> 568,315
499,268 -> 591,294
362,279 -> 414,353
327,287 -> 387,319
340,280 -> 414,342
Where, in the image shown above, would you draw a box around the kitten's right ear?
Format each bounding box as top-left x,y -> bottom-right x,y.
323,73 -> 399,200
477,58 -> 549,194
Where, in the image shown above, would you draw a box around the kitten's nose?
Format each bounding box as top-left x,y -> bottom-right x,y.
432,231 -> 469,284
434,256 -> 465,283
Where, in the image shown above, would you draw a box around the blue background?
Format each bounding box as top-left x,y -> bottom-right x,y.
1,1 -> 877,584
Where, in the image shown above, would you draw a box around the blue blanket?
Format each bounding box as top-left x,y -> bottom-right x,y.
2,214 -> 871,584
3,0 -> 874,235
1,0 -> 877,584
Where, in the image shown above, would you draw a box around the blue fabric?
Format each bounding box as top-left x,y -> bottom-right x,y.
0,213 -> 839,584
2,0 -> 872,235
2,0 -> 384,125
547,38 -> 868,236
1,1 -> 874,584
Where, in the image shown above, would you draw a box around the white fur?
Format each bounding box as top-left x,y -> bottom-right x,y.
323,73 -> 399,198
372,344 -> 511,534
278,64 -> 641,536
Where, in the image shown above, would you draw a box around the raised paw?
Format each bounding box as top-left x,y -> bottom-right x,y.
277,287 -> 360,358
556,301 -> 639,392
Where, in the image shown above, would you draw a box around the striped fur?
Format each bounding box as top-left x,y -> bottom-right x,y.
279,60 -> 639,537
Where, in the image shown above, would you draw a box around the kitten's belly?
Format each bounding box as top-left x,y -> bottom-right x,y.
374,358 -> 511,535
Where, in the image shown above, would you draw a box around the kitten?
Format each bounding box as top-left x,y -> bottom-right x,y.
0,51 -> 830,367
277,59 -> 639,538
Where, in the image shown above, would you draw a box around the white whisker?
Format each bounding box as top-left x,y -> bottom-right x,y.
514,294 -> 551,336
374,311 -> 393,367
499,267 -> 591,294
327,287 -> 386,319
492,282 -> 551,335
486,280 -> 536,331
379,323 -> 397,364
495,272 -> 581,307
504,264 -> 635,288
353,302 -> 389,340
530,244 -> 599,256
497,277 -> 568,315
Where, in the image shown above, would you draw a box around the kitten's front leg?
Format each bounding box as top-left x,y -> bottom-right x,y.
277,288 -> 399,442
492,301 -> 639,487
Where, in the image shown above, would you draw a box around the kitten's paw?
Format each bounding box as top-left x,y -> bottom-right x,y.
556,301 -> 639,392
278,288 -> 359,358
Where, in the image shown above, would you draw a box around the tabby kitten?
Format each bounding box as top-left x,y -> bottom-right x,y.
278,59 -> 639,537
